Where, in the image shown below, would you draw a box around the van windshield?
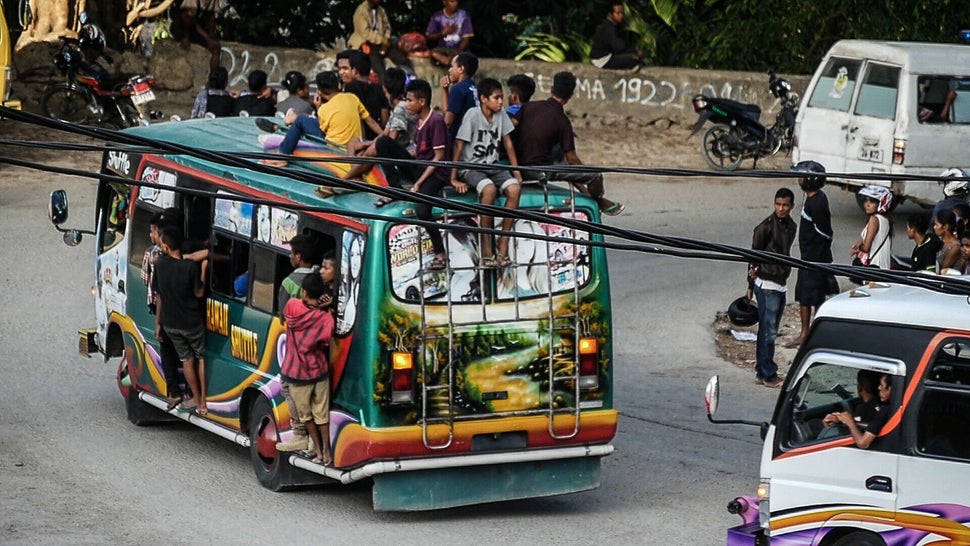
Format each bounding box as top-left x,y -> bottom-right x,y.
808,57 -> 862,112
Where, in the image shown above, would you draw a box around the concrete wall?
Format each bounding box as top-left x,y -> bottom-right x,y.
27,39 -> 808,126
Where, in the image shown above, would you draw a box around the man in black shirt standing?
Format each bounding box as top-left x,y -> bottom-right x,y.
790,161 -> 833,348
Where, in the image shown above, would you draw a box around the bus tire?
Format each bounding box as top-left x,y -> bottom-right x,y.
248,395 -> 291,492
829,530 -> 885,546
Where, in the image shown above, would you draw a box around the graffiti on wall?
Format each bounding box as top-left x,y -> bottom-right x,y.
521,71 -> 749,112
220,45 -> 336,88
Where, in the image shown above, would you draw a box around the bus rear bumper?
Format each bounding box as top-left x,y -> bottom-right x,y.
290,444 -> 613,510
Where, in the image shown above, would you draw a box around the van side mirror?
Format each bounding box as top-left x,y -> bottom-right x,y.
62,230 -> 83,246
49,189 -> 69,225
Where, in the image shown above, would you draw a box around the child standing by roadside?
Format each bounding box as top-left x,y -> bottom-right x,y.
153,225 -> 208,414
280,274 -> 335,466
451,78 -> 522,267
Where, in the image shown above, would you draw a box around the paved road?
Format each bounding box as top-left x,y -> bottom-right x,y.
0,144 -> 917,544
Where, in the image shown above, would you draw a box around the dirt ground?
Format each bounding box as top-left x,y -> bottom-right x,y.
2,90 -> 794,372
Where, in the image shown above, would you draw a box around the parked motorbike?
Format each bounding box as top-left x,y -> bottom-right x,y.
689,71 -> 799,171
41,24 -> 160,129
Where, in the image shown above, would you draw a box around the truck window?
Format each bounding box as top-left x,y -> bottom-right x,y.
786,361 -> 862,446
807,57 -> 862,112
917,340 -> 970,459
854,63 -> 899,120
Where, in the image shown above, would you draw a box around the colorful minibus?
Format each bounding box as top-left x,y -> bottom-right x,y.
48,117 -> 618,511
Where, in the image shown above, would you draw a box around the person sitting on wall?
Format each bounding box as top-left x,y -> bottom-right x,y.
589,2 -> 645,71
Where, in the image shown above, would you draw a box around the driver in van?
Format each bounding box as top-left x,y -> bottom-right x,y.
830,373 -> 893,449
821,370 -> 881,434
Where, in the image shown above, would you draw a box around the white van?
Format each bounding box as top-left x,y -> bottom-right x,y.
792,40 -> 970,207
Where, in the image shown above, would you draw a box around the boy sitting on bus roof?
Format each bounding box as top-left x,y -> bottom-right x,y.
451,78 -> 522,268
262,71 -> 382,167
279,273 -> 335,466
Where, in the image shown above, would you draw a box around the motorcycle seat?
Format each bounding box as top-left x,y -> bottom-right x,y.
709,98 -> 762,123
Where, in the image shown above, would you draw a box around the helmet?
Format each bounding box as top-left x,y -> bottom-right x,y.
727,297 -> 758,327
78,23 -> 106,53
858,185 -> 893,214
941,168 -> 970,197
793,160 -> 826,191
769,77 -> 792,99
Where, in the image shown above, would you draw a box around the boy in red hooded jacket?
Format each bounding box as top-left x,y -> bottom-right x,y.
280,273 -> 334,465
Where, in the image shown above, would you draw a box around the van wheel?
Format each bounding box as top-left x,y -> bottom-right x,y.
854,191 -> 902,213
829,531 -> 885,546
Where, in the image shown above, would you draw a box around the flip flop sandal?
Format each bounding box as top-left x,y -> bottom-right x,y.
176,402 -> 196,413
165,396 -> 184,411
255,118 -> 280,133
602,203 -> 625,216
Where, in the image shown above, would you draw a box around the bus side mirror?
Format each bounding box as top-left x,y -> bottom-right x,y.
50,189 -> 69,225
705,375 -> 720,419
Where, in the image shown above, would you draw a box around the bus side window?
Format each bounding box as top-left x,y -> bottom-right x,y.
251,245 -> 289,313
211,233 -> 250,299
101,183 -> 131,252
129,205 -> 155,268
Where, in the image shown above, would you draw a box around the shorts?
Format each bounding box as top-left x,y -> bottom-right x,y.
795,269 -> 826,307
460,167 -> 519,194
289,379 -> 330,425
166,324 -> 206,361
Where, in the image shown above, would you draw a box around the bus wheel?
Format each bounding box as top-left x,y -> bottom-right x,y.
830,531 -> 885,546
248,396 -> 288,491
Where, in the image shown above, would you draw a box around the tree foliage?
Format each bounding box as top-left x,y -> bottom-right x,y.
29,0 -> 970,73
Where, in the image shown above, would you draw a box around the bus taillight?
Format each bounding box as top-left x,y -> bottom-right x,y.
391,351 -> 414,403
578,337 -> 599,389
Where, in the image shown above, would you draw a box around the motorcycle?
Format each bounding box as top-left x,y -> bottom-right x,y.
689,71 -> 799,171
41,24 -> 160,129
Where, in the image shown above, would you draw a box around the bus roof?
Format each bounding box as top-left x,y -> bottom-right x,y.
817,281 -> 970,331
120,117 -> 590,217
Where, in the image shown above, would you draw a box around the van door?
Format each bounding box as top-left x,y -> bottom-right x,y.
768,353 -> 901,529
796,57 -> 864,174
896,337 -> 970,542
843,62 -> 900,177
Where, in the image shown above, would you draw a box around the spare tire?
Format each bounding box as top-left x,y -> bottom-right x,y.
728,296 -> 758,326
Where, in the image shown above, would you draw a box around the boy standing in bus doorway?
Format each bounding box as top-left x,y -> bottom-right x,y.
275,234 -> 323,453
153,226 -> 209,414
747,188 -> 796,388
280,274 -> 335,466
141,212 -> 183,407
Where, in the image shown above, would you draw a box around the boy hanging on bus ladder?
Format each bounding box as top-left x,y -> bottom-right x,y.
275,233 -> 324,454
279,273 -> 335,466
153,225 -> 209,414
141,212 -> 183,409
451,78 -> 522,267
259,71 -> 382,169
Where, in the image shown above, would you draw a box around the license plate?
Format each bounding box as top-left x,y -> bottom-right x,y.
859,146 -> 882,162
131,89 -> 155,105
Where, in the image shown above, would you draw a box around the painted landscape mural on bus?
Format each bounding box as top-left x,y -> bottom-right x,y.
378,213 -> 608,425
